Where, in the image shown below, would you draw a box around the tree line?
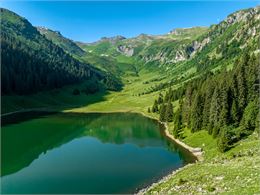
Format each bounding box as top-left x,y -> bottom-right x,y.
149,53 -> 259,152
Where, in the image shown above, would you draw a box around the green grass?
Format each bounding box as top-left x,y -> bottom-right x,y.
144,130 -> 260,195
2,70 -> 164,115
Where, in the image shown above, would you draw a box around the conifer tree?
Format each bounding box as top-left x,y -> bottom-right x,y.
152,100 -> 159,113
158,93 -> 164,104
159,104 -> 167,122
231,99 -> 239,126
209,87 -> 221,134
173,108 -> 182,138
190,93 -> 203,132
165,101 -> 174,122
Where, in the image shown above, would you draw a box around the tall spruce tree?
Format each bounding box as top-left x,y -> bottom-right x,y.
159,104 -> 167,122
190,93 -> 204,132
165,101 -> 174,122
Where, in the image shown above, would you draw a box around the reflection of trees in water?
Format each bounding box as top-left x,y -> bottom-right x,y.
165,140 -> 195,164
2,116 -> 85,176
2,112 -> 195,177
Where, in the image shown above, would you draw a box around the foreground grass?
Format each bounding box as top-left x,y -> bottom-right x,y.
144,131 -> 260,195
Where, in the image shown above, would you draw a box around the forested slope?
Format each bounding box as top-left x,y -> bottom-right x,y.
37,26 -> 85,56
149,6 -> 260,153
1,8 -> 122,95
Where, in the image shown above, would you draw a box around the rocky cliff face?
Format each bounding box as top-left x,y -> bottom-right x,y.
117,45 -> 134,56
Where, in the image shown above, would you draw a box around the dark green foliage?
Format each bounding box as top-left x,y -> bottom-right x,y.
159,104 -> 167,122
255,111 -> 260,136
152,100 -> 159,113
37,27 -> 85,56
217,126 -> 233,152
165,101 -> 174,122
190,93 -> 204,132
72,89 -> 80,95
151,52 -> 259,153
147,107 -> 151,113
157,93 -> 164,104
173,108 -> 183,138
158,99 -> 174,122
231,99 -> 239,126
83,80 -> 100,94
1,8 -> 122,95
240,99 -> 259,134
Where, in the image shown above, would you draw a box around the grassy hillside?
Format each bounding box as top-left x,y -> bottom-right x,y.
143,130 -> 260,194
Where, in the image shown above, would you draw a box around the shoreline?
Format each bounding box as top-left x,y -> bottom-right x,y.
2,108 -> 203,160
2,107 -> 204,194
135,163 -> 194,195
130,111 -> 203,161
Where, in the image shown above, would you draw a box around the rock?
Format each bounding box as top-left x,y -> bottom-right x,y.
192,148 -> 202,152
117,45 -> 134,56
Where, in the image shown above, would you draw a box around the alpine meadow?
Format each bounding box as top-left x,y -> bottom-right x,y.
1,2 -> 260,195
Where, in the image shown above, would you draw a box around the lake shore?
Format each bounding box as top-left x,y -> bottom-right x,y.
2,108 -> 203,160
2,107 -> 204,195
131,111 -> 203,161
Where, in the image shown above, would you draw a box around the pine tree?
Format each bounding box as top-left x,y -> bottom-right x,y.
158,93 -> 164,104
190,93 -> 203,132
219,82 -> 230,127
231,99 -> 239,126
236,62 -> 247,112
209,87 -> 221,134
173,108 -> 182,138
182,85 -> 193,124
165,101 -> 174,122
159,104 -> 167,122
152,100 -> 159,113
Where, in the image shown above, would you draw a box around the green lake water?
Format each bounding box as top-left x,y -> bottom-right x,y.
1,112 -> 195,194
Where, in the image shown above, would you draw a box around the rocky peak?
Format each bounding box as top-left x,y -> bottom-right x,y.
37,26 -> 62,36
224,6 -> 260,25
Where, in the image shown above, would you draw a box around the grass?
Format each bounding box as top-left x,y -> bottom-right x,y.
144,129 -> 260,195
2,65 -> 259,195
2,70 -> 166,115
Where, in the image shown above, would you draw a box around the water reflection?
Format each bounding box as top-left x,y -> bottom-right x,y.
1,112 -> 195,194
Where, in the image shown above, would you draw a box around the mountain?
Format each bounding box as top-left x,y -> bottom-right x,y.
80,6 -> 259,77
37,26 -> 85,56
149,6 -> 259,153
1,8 -> 122,95
78,27 -> 208,68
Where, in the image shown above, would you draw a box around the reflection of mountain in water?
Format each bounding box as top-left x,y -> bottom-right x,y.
1,112 -> 195,177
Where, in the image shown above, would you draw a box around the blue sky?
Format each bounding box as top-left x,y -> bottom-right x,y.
1,1 -> 259,42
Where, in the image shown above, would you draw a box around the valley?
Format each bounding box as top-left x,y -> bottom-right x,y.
1,4 -> 260,195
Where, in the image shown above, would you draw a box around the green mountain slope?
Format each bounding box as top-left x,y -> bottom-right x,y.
1,8 -> 122,95
78,27 -> 208,71
78,6 -> 259,81
37,26 -> 85,56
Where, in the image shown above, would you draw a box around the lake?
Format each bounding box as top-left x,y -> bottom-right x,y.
1,112 -> 195,194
